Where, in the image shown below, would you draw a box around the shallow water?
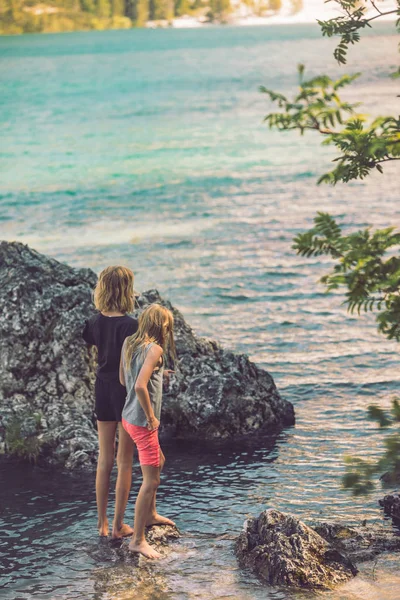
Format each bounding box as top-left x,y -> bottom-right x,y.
1,23 -> 400,599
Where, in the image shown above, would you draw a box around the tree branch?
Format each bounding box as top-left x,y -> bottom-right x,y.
366,9 -> 399,23
375,157 -> 400,164
369,0 -> 383,16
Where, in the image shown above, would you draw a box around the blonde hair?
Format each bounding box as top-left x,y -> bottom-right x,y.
94,266 -> 134,314
124,304 -> 176,366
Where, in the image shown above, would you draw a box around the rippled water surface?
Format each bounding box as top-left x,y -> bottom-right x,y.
1,23 -> 400,599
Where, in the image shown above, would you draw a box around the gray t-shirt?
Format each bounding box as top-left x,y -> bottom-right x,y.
121,341 -> 164,428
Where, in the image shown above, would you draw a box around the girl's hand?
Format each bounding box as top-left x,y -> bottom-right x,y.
163,369 -> 175,383
147,416 -> 160,431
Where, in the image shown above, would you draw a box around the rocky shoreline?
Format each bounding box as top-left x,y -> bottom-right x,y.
0,241 -> 294,469
85,507 -> 400,593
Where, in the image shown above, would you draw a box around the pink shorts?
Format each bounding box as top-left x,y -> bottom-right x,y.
122,419 -> 160,467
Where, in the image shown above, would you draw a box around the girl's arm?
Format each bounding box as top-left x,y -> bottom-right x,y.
119,339 -> 127,386
135,345 -> 163,431
119,353 -> 126,387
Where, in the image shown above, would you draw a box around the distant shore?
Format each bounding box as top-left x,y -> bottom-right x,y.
0,0 -> 397,36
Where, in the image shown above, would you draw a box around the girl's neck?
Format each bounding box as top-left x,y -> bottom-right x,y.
101,311 -> 125,317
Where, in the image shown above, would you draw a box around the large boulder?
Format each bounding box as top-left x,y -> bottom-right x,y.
235,509 -> 357,589
0,242 -> 98,469
0,241 -> 294,468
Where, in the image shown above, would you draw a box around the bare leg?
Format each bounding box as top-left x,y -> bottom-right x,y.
146,450 -> 175,527
112,423 -> 135,539
96,421 -> 117,536
129,465 -> 161,559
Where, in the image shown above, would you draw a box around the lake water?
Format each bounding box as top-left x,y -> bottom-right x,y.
0,23 -> 400,600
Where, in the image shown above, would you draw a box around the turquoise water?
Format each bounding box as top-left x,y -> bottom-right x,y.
1,24 -> 400,599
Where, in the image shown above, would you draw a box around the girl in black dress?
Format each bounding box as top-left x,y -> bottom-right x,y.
83,266 -> 138,538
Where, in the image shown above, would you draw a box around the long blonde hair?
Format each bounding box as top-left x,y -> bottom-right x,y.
94,266 -> 134,314
124,304 -> 176,366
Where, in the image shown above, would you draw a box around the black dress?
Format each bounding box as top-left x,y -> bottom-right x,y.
83,313 -> 138,421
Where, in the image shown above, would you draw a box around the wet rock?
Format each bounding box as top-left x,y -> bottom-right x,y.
145,523 -> 180,549
379,493 -> 400,525
313,520 -> 400,563
235,509 -> 357,589
0,241 -> 294,468
93,525 -> 180,599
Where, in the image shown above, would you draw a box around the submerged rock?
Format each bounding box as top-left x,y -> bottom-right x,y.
379,493 -> 400,525
145,523 -> 180,550
0,241 -> 294,468
314,520 -> 400,563
93,525 -> 180,599
235,509 -> 357,589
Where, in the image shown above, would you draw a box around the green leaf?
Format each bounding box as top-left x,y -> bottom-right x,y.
391,398 -> 400,422
368,405 -> 392,428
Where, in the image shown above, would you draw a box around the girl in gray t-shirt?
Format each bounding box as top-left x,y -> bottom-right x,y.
121,303 -> 176,559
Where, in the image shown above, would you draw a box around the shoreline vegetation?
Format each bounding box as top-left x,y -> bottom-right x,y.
1,1 -> 397,35
0,0 -> 354,35
1,0 -> 305,35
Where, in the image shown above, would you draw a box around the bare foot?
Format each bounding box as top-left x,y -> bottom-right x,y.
111,523 -> 134,539
128,539 -> 161,559
146,513 -> 175,527
98,519 -> 109,537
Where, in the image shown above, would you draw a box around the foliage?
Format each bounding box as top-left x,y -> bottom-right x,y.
5,414 -> 42,463
96,0 -> 111,18
175,0 -> 190,17
317,0 -> 400,67
274,3 -> 400,495
343,398 -> 400,494
149,0 -> 173,20
111,0 -> 125,16
293,213 -> 400,341
294,213 -> 400,493
209,0 -> 231,21
263,64 -> 400,184
0,0 -> 209,32
135,0 -> 150,25
262,1 -> 400,185
124,0 -> 150,24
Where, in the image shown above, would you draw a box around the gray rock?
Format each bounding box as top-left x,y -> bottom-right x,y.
0,242 -> 98,468
235,509 -> 357,589
314,520 -> 400,563
146,523 -> 180,549
0,241 -> 294,468
379,493 -> 400,524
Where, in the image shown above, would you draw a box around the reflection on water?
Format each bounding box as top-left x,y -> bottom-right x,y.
1,431 -> 399,600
